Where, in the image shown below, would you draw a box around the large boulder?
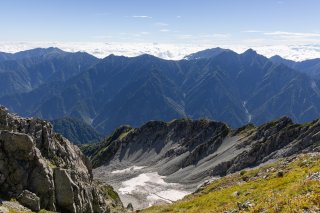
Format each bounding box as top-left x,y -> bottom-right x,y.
17,190 -> 40,212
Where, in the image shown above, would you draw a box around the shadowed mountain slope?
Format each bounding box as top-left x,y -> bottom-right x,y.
51,117 -> 102,144
1,48 -> 320,134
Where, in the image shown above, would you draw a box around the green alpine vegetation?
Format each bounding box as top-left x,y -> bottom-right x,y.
142,153 -> 320,213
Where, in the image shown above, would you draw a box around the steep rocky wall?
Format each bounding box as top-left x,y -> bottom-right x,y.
0,106 -> 124,213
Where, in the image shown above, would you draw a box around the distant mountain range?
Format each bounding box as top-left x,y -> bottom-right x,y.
270,55 -> 320,79
0,47 -> 98,97
0,47 -> 320,135
2,42 -> 320,61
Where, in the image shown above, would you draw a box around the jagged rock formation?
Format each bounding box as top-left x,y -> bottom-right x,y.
83,117 -> 320,178
0,106 -> 124,213
81,117 -> 320,208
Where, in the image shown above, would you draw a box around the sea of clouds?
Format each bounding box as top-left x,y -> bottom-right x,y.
1,41 -> 320,61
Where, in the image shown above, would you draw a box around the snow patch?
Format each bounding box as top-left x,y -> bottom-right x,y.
311,80 -> 320,97
242,101 -> 252,122
119,172 -> 166,194
119,172 -> 190,205
111,166 -> 145,174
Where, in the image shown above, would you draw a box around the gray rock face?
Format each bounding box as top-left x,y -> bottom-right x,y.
54,168 -> 77,212
17,190 -> 40,212
85,117 -> 320,181
307,172 -> 320,181
0,106 -> 124,213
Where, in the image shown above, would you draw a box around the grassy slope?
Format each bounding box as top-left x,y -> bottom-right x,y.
142,153 -> 320,213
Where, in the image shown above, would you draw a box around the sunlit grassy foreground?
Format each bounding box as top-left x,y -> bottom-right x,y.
141,153 -> 320,213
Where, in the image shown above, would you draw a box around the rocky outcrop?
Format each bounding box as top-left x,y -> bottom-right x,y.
0,106 -> 124,213
83,119 -> 229,169
17,190 -> 40,212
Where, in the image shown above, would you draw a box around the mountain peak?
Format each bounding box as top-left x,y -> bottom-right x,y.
13,47 -> 66,59
270,55 -> 284,60
242,48 -> 258,56
137,53 -> 160,59
102,54 -> 130,62
269,55 -> 295,67
184,47 -> 232,60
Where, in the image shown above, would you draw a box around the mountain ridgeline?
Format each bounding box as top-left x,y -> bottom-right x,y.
1,47 -> 320,134
82,117 -> 320,178
0,48 -> 98,97
270,55 -> 320,79
80,116 -> 320,209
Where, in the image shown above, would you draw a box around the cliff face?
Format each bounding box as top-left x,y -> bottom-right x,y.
0,106 -> 124,213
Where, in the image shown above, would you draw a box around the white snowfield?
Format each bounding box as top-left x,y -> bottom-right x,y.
111,166 -> 145,174
119,172 -> 166,194
118,172 -> 189,204
1,41 -> 320,61
94,165 -> 192,210
242,101 -> 252,123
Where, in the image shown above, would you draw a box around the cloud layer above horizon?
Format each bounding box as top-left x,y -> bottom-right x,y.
1,41 -> 320,62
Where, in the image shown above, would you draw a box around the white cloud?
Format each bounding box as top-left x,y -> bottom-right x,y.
1,41 -> 320,61
132,15 -> 152,19
239,30 -> 320,46
260,31 -> 320,45
160,29 -> 170,32
264,31 -> 320,38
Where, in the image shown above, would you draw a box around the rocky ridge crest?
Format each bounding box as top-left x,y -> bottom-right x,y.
83,117 -> 320,182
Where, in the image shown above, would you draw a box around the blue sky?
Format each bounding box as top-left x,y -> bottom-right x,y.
1,0 -> 320,46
